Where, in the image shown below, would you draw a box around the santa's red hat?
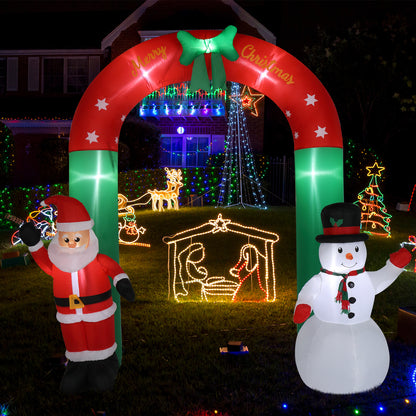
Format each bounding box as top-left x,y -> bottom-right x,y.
41,195 -> 94,232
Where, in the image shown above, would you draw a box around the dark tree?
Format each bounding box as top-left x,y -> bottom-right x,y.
118,116 -> 161,171
304,15 -> 416,200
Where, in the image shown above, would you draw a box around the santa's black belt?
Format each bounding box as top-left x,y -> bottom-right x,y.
54,289 -> 112,309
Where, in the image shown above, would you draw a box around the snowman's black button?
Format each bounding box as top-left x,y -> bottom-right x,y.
348,282 -> 355,288
349,297 -> 356,304
348,312 -> 355,319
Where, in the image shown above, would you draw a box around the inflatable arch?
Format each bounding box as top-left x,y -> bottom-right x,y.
69,30 -> 344,358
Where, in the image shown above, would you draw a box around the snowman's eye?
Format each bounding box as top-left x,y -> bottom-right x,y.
338,247 -> 343,253
355,246 -> 359,252
74,237 -> 80,243
64,238 -> 69,243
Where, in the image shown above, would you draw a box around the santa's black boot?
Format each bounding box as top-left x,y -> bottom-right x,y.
60,360 -> 89,395
87,353 -> 120,392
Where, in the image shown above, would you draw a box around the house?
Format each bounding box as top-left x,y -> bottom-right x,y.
0,0 -> 276,186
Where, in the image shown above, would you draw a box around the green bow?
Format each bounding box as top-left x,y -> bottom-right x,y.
177,25 -> 239,92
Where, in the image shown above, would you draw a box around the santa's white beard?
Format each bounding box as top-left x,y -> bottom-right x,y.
48,230 -> 99,273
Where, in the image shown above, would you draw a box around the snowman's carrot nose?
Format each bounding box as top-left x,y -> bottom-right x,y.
346,252 -> 353,260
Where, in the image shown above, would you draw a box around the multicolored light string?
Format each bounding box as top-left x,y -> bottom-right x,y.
400,235 -> 416,272
217,82 -> 267,209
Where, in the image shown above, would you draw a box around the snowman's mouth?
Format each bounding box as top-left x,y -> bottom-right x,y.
341,262 -> 357,269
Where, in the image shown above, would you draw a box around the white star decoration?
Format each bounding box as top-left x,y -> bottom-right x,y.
314,126 -> 328,138
305,94 -> 318,106
285,110 -> 292,118
121,115 -> 126,122
115,137 -> 119,144
85,131 -> 99,144
95,98 -> 109,111
294,132 -> 299,139
209,214 -> 231,233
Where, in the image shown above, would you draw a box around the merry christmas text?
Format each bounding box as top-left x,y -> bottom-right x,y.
130,46 -> 167,76
240,44 -> 295,85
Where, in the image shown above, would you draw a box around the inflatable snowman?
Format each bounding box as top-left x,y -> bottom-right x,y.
294,202 -> 411,394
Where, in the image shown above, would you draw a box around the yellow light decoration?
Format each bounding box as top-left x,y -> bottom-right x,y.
117,198 -> 150,247
148,167 -> 183,211
163,213 -> 279,302
355,161 -> 391,238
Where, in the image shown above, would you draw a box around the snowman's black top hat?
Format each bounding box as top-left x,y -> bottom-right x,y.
316,202 -> 369,243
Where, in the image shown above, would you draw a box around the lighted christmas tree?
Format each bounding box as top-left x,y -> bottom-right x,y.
217,82 -> 266,208
355,161 -> 391,237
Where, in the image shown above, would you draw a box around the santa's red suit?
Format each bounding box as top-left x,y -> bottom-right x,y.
28,241 -> 126,362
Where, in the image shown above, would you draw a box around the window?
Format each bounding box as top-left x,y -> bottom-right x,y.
43,57 -> 90,94
67,58 -> 88,93
0,58 -> 6,94
43,58 -> 64,93
160,135 -> 211,168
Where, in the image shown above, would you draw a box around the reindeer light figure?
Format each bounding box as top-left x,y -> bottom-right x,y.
148,168 -> 183,212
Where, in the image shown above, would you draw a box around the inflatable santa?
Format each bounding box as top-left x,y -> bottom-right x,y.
19,195 -> 135,394
293,202 -> 411,394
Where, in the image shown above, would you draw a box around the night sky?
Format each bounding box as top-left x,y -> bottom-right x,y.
0,0 -> 414,59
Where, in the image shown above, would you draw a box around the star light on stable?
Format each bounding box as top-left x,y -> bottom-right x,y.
163,213 -> 278,302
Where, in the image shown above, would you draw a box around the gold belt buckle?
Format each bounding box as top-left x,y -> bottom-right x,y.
69,294 -> 85,309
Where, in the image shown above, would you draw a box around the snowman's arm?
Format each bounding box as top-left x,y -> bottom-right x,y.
295,274 -> 322,309
369,248 -> 411,294
295,275 -> 321,307
368,260 -> 405,294
293,275 -> 321,324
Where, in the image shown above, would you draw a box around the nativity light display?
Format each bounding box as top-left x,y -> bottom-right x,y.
355,161 -> 391,237
163,213 -> 279,302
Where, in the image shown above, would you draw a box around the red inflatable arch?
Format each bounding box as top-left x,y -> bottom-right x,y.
69,30 -> 344,359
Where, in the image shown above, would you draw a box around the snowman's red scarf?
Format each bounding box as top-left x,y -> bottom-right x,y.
320,267 -> 366,314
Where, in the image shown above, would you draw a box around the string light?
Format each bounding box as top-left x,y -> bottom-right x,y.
9,204 -> 57,245
400,236 -> 416,272
163,213 -> 278,302
238,85 -> 264,117
138,82 -> 226,118
147,168 -> 183,211
408,184 -> 416,212
355,161 -> 391,237
1,183 -> 66,230
217,82 -> 267,209
117,206 -> 150,247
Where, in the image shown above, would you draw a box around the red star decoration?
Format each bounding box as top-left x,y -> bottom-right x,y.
239,85 -> 265,117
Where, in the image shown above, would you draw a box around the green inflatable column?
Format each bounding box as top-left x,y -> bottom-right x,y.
294,147 -> 344,293
69,149 -> 122,362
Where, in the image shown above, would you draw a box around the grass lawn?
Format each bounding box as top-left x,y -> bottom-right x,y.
2,206 -> 416,415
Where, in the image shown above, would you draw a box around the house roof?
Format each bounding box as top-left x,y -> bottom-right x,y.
102,0 -> 276,50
